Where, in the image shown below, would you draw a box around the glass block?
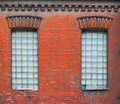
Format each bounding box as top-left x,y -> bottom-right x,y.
103,80 -> 107,85
103,74 -> 107,79
103,68 -> 107,73
98,80 -> 103,85
17,84 -> 22,89
82,85 -> 86,90
12,66 -> 16,72
86,85 -> 93,90
17,79 -> 22,84
22,32 -> 27,37
92,33 -> 97,38
12,79 -> 16,83
34,68 -> 38,73
22,67 -> 28,72
92,79 -> 97,85
12,50 -> 16,54
92,73 -> 97,79
15,38 -> 21,43
86,51 -> 92,56
86,39 -> 91,44
98,68 -> 103,73
28,50 -> 34,55
82,62 -> 86,67
98,74 -> 103,79
86,74 -> 91,79
34,45 -> 38,49
86,80 -> 91,84
17,72 -> 22,78
86,32 -> 92,38
12,37 -> 16,45
98,33 -> 103,38
82,74 -> 86,79
23,79 -> 28,84
12,55 -> 16,60
17,66 -> 22,72
82,38 -> 86,44
86,56 -> 91,61
103,62 -> 107,67
82,79 -> 86,84
28,66 -> 33,69
16,61 -> 22,66
33,79 -> 38,84
16,43 -> 22,48
22,49 -> 27,54
22,44 -> 27,49
28,61 -> 34,66
82,50 -> 86,56
12,32 -> 16,37
29,68 -> 34,72
34,84 -> 38,90
98,45 -> 103,50
16,32 -> 21,37
103,39 -> 107,44
92,39 -> 97,44
34,73 -> 38,78
22,85 -> 28,89
98,62 -> 103,67
22,61 -> 28,66
92,62 -> 97,67
22,38 -> 27,43
12,61 -> 16,66
28,73 -> 34,78
97,51 -> 103,56
92,68 -> 97,73
92,50 -> 97,56
16,49 -> 21,54
28,55 -> 34,60
86,68 -> 92,73
82,56 -> 86,61
34,61 -> 38,66
34,56 -> 38,60
98,57 -> 103,61
103,45 -> 107,50
16,55 -> 22,60
22,73 -> 27,77
82,44 -> 86,50
33,32 -> 37,37
92,44 -> 97,50
82,68 -> 86,73
28,79 -> 34,83
22,55 -> 27,60
86,45 -> 91,50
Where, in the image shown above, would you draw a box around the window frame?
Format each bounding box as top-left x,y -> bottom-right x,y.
11,29 -> 39,90
81,29 -> 109,91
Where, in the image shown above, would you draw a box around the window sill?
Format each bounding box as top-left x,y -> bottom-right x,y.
81,88 -> 109,91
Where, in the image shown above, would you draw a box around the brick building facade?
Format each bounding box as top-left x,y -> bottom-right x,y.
0,0 -> 120,104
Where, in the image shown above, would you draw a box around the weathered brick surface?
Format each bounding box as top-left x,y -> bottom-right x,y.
0,1 -> 120,104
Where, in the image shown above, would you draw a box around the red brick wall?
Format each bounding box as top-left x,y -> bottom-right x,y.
0,1 -> 120,104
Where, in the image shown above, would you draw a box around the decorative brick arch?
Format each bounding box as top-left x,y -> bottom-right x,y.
7,16 -> 42,29
77,16 -> 113,30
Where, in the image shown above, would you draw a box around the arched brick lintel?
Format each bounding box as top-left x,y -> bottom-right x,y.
77,16 -> 113,30
7,16 -> 42,29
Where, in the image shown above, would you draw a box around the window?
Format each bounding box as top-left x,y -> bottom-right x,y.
82,31 -> 108,90
11,30 -> 38,90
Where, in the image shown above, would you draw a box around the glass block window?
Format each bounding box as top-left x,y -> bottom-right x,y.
82,31 -> 108,90
11,30 -> 38,90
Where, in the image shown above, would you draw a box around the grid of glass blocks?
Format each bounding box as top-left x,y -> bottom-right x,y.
11,30 -> 38,90
82,31 -> 108,90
